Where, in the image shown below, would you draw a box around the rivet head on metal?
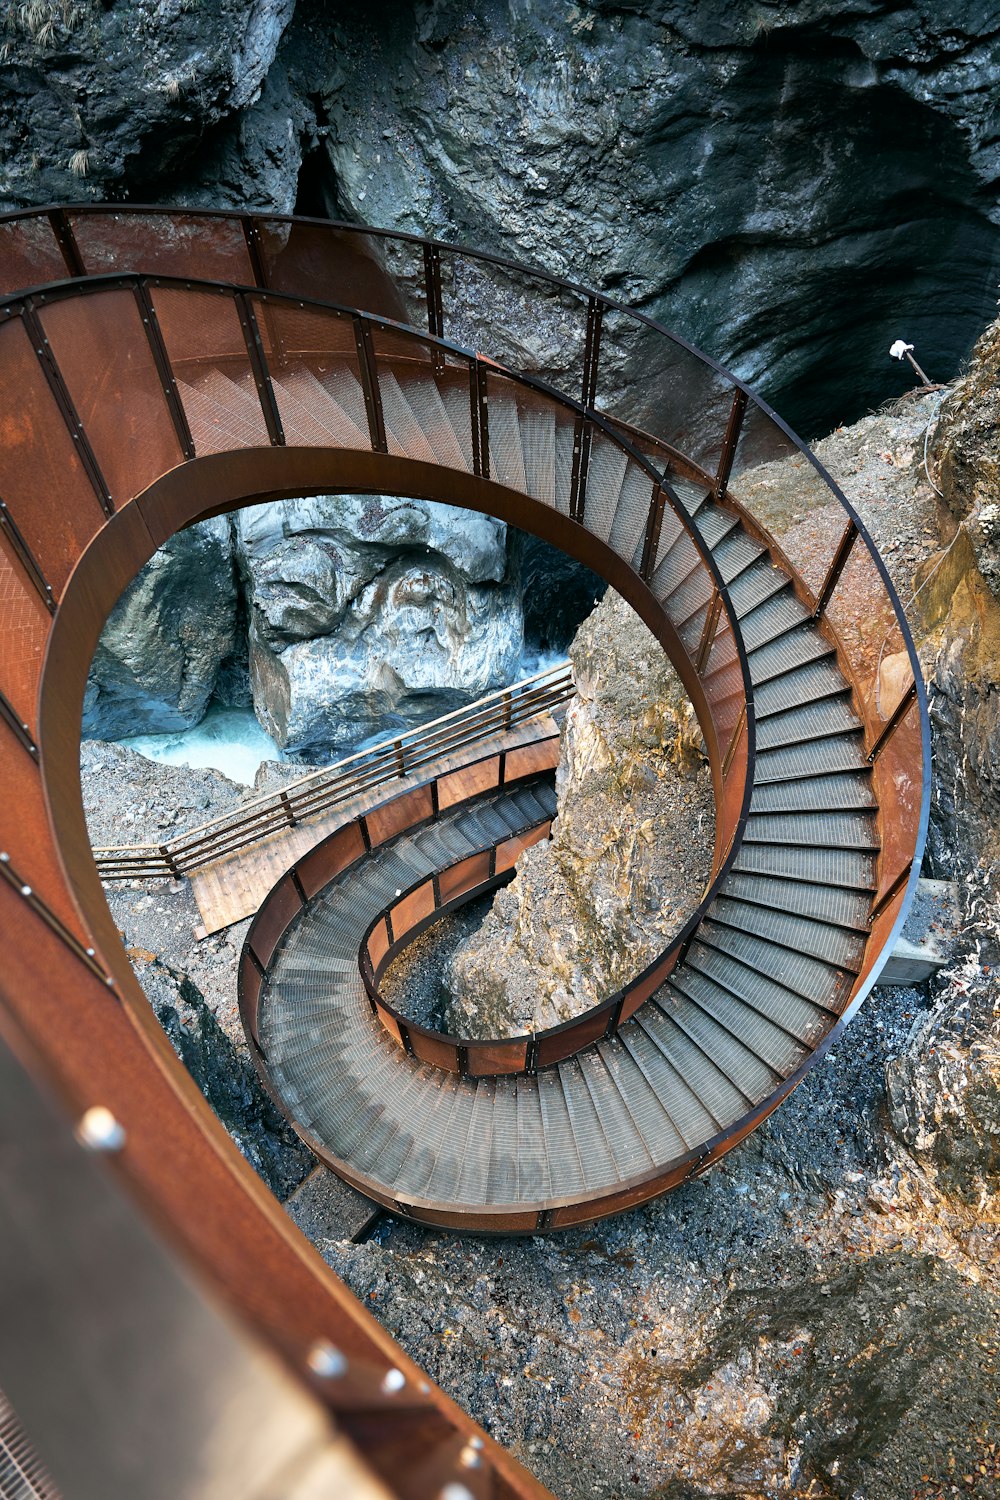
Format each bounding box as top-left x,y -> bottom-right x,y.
381,1368 -> 406,1394
20,884 -> 31,897
459,1443 -> 482,1469
86,947 -> 95,957
440,1485 -> 476,1500
306,1340 -> 347,1379
77,1105 -> 126,1152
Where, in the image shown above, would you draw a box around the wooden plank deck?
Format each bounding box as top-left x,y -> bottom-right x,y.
189,715 -> 560,938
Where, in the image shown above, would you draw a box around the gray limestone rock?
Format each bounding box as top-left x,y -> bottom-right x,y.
235,493 -> 523,756
447,589 -> 714,1037
83,516 -> 238,739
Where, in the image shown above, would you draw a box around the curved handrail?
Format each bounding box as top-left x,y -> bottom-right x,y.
0,206 -> 930,997
0,265 -> 756,1071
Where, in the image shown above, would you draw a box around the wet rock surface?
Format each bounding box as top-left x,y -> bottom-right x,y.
83,516 -> 238,739
236,493 -> 525,757
448,590 -> 714,1037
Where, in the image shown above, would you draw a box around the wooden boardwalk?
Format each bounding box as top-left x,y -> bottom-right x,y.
189,716 -> 560,937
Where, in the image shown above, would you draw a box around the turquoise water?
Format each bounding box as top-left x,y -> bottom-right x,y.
120,705 -> 283,786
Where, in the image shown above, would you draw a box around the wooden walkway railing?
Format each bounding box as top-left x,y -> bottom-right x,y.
93,661 -> 574,880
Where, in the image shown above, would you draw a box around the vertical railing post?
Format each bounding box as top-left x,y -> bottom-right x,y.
279,791 -> 296,828
235,292 -> 285,446
695,588 -> 723,674
354,314 -> 388,453
502,690 -> 513,732
393,739 -> 406,778
580,295 -> 603,411
639,482 -> 666,580
134,281 -> 195,459
569,414 -> 592,522
158,844 -> 180,879
813,520 -> 859,619
470,359 -> 489,479
713,387 -> 748,500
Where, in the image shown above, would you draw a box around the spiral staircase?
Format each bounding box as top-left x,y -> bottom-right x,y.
0,206 -> 929,1499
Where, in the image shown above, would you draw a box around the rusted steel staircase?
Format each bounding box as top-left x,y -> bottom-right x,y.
0,206 -> 929,1499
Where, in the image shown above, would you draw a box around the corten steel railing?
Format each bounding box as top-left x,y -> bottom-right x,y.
0,205 -> 931,1497
238,736 -> 561,1074
93,661 -> 575,880
0,202 -> 929,985
0,264 -> 756,1030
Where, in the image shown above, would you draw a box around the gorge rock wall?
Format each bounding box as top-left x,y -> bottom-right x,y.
87,495 -> 529,757
3,2 -> 997,436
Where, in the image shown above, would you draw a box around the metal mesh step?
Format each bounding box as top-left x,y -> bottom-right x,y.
657,987 -> 778,1107
739,591 -> 812,653
488,391 -> 528,493
608,462 -> 654,568
744,625 -> 834,686
558,1058 -> 619,1189
745,810 -> 879,850
618,1020 -> 715,1150
754,658 -> 852,718
637,1002 -> 751,1125
756,697 -> 862,751
594,1038 -> 683,1165
750,771 -> 875,813
315,364 -> 373,441
691,923 -> 848,1014
582,435 -> 630,543
576,1046 -> 655,1179
708,893 -> 865,971
734,842 -> 876,890
669,961 -> 815,1070
755,734 -> 868,783
377,369 -> 440,463
519,404 -> 557,508
712,530 -> 767,583
398,372 -> 472,471
729,559 -> 790,619
719,870 -> 872,930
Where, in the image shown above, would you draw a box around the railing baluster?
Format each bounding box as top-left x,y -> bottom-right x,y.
867,681 -> 917,763
45,208 -> 85,277
814,519 -> 859,618
353,314 -> 388,453
0,497 -> 54,612
236,292 -> 285,446
134,281 -> 195,460
713,387 -> 748,500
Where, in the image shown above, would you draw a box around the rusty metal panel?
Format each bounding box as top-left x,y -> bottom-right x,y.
367,918 -> 390,970
247,873 -> 302,968
438,850 -> 492,904
390,880 -> 436,940
298,822 -> 367,899
502,739 -> 559,781
437,756 -> 500,810
68,210 -> 254,284
365,785 -> 434,847
373,1000 -> 405,1049
38,289 -> 183,510
0,217 -> 67,295
0,317 -> 109,597
493,822 -> 550,874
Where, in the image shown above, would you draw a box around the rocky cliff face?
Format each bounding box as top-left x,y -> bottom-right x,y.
3,2 -> 996,436
87,493 -> 528,757
447,589 -> 713,1037
83,515 -> 238,738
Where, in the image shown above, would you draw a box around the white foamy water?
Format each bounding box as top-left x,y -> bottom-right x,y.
120,705 -> 283,786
